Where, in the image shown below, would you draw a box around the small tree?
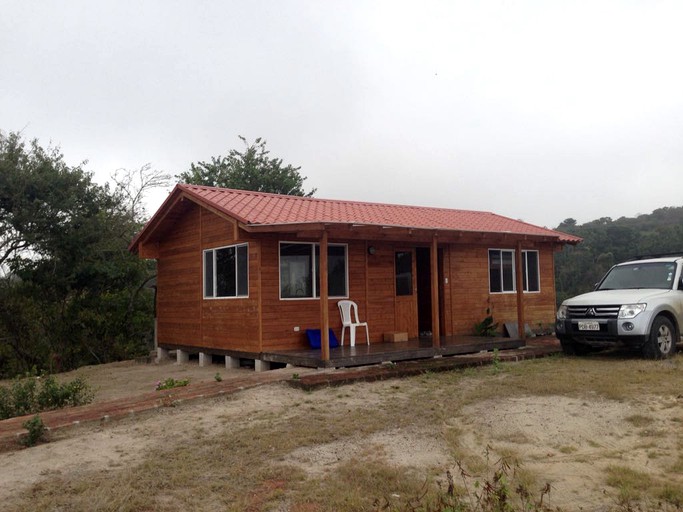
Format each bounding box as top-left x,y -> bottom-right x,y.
178,136 -> 315,197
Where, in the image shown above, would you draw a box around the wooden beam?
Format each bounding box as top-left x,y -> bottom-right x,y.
431,236 -> 441,348
320,230 -> 330,361
515,241 -> 526,341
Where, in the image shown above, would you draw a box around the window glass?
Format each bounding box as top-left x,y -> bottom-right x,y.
524,251 -> 540,292
280,243 -> 313,298
489,249 -> 540,293
281,242 -> 348,298
203,244 -> 248,298
314,245 -> 348,297
395,251 -> 413,296
204,250 -> 214,298
489,250 -> 502,293
216,246 -> 237,297
237,244 -> 249,296
502,251 -> 514,291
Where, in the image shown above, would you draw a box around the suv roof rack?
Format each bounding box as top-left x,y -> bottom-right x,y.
632,252 -> 683,260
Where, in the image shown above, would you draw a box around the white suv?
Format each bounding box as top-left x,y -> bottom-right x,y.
556,256 -> 683,358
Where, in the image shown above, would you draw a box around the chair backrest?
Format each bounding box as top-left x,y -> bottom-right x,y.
337,300 -> 359,325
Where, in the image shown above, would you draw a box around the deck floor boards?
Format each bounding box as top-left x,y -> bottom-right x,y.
262,335 -> 524,368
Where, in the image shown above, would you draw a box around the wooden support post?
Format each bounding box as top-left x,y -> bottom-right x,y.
320,230 -> 330,361
515,241 -> 526,341
431,236 -> 440,348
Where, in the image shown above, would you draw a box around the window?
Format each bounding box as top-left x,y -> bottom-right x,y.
522,250 -> 540,292
395,251 -> 413,296
279,242 -> 348,299
204,244 -> 248,298
488,249 -> 540,293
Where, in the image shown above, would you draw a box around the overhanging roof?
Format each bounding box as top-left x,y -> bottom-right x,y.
129,184 -> 582,252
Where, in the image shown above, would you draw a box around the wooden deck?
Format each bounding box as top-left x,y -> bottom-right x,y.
261,335 -> 525,368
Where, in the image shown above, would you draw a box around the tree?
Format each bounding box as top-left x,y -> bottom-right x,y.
0,131 -> 167,377
554,206 -> 683,306
178,136 -> 316,197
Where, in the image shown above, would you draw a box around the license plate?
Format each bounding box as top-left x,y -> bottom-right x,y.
578,321 -> 600,331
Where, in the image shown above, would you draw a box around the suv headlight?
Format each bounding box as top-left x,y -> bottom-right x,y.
556,305 -> 568,320
618,303 -> 646,319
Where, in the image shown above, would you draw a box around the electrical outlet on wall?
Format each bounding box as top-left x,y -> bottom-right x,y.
293,326 -> 300,332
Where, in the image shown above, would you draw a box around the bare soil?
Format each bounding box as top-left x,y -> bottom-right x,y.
1,355 -> 682,511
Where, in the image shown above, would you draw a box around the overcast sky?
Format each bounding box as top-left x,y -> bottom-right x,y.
2,1 -> 682,228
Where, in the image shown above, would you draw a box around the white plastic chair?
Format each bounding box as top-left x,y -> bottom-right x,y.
337,300 -> 369,347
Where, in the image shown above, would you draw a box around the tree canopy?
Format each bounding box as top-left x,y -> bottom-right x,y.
0,131 -> 168,377
555,206 -> 683,306
178,136 -> 316,197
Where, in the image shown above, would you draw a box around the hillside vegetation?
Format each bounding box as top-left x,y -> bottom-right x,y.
554,206 -> 683,305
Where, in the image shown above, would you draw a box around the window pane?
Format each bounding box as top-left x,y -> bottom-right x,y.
216,247 -> 236,297
280,244 -> 312,298
525,251 -> 539,292
489,250 -> 502,293
237,244 -> 248,296
204,250 -> 214,297
395,251 -> 413,296
502,251 -> 514,292
314,245 -> 347,297
328,245 -> 347,297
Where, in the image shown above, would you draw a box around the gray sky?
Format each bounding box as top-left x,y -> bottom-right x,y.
2,0 -> 682,228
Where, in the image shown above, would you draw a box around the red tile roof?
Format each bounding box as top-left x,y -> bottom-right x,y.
167,184 -> 580,243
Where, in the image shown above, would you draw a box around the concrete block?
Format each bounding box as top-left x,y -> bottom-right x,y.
176,349 -> 189,364
199,352 -> 211,367
225,355 -> 240,369
254,359 -> 271,372
156,347 -> 170,362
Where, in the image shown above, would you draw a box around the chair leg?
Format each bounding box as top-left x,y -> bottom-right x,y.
350,326 -> 356,347
341,326 -> 346,346
365,325 -> 369,345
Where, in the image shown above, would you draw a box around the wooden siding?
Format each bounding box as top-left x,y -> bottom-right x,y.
259,238 -> 370,351
199,208 -> 261,352
156,203 -> 201,348
447,243 -> 557,335
154,204 -> 560,354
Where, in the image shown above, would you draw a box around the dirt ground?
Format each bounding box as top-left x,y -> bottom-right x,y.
0,356 -> 681,510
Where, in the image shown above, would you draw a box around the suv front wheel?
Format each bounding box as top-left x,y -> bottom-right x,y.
642,316 -> 677,359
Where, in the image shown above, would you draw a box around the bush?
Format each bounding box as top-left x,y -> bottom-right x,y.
21,414 -> 46,447
155,377 -> 190,391
0,370 -> 94,420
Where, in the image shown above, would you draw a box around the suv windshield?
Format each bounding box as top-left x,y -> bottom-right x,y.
598,262 -> 677,290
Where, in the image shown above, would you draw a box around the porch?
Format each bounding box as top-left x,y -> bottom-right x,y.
262,335 -> 525,368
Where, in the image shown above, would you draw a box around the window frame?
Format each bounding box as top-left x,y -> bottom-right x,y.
278,241 -> 349,300
488,249 -> 540,294
203,243 -> 249,299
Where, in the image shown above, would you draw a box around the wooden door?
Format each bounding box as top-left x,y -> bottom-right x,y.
394,249 -> 418,338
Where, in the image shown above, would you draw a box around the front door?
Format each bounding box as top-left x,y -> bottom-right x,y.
394,249 -> 418,338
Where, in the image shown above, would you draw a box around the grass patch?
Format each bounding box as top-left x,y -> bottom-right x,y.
6,355 -> 683,511
625,414 -> 654,428
605,465 -> 653,502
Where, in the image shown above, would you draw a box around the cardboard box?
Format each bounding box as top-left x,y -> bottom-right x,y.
383,331 -> 408,342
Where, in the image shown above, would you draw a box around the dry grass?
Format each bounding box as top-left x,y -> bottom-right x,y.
4,352 -> 683,511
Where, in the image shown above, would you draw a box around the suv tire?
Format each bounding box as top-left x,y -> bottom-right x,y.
642,316 -> 677,359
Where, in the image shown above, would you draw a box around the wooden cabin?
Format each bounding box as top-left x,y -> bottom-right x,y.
129,184 -> 580,369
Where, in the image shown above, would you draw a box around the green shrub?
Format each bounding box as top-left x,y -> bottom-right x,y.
474,315 -> 499,337
21,414 -> 46,447
0,371 -> 94,420
155,377 -> 190,391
